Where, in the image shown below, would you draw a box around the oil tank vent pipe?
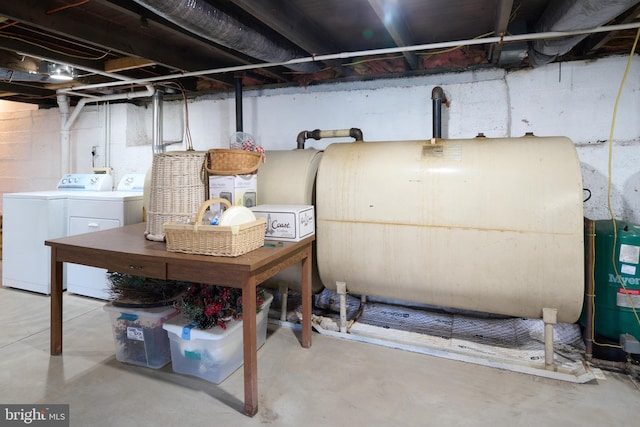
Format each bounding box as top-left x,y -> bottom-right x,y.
296,128 -> 363,149
431,86 -> 447,139
235,73 -> 243,132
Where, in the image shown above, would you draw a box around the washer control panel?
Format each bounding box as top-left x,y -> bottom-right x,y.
57,173 -> 113,191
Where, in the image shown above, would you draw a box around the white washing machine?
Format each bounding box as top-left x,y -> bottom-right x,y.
2,174 -> 113,294
65,174 -> 145,300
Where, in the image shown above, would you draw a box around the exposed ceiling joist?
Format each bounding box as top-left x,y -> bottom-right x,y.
0,1 -> 638,108
583,2 -> 640,54
104,57 -> 156,73
489,0 -> 516,63
0,1 -> 238,85
368,0 -> 419,70
228,1 -> 340,60
0,81 -> 53,98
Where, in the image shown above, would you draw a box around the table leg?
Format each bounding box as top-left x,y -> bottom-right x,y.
242,277 -> 258,416
301,245 -> 312,348
50,248 -> 63,355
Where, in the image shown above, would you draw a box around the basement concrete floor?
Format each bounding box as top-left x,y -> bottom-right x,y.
1,261 -> 639,426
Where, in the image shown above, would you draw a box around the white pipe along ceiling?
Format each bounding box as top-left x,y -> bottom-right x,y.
56,21 -> 640,97
0,1 -> 639,106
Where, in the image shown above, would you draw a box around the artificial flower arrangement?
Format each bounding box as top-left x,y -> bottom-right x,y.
107,272 -> 190,305
174,284 -> 267,330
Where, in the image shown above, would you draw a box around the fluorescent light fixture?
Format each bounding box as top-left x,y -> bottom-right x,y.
47,63 -> 75,81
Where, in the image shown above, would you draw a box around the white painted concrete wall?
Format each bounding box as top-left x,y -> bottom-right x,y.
0,55 -> 638,223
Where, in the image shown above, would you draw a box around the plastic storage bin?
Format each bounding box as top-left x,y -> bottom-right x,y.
104,303 -> 178,369
163,293 -> 273,384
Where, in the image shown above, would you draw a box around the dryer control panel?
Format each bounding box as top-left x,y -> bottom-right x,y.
116,173 -> 146,192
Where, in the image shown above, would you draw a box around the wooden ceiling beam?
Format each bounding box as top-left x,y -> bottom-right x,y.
583,3 -> 640,54
229,0 -> 345,74
368,0 -> 419,70
0,1 -> 242,79
105,57 -> 156,73
488,0 -> 515,63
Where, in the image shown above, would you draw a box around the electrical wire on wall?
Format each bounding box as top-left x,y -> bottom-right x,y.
592,27 -> 640,351
158,81 -> 193,151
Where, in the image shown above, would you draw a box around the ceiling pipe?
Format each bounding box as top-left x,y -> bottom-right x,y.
529,0 -> 640,66
59,85 -> 155,132
56,21 -> 640,96
55,85 -> 155,174
132,0 -> 320,73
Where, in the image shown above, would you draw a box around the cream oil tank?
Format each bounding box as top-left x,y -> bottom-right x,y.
315,136 -> 585,323
256,148 -> 324,293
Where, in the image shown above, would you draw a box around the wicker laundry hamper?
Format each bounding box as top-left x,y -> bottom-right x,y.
144,151 -> 208,241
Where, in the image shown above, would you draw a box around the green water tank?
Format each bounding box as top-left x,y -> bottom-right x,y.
587,220 -> 640,341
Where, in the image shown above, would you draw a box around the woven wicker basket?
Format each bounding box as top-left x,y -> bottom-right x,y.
145,151 -> 208,242
205,149 -> 261,175
164,199 -> 266,257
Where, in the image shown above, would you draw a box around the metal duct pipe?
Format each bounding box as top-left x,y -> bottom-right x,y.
132,0 -> 319,73
296,128 -> 363,149
152,90 -> 164,154
431,86 -> 446,139
529,0 -> 640,66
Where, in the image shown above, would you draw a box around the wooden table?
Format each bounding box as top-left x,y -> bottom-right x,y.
45,222 -> 313,416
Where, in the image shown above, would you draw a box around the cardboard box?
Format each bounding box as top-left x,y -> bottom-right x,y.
162,294 -> 272,384
208,174 -> 257,209
250,205 -> 315,242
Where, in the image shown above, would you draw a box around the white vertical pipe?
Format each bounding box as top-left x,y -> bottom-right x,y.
543,307 -> 558,370
104,102 -> 111,169
56,94 -> 71,175
57,85 -> 155,174
152,90 -> 164,154
279,283 -> 289,322
336,281 -> 347,333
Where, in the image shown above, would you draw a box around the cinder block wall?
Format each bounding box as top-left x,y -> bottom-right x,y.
0,55 -> 638,222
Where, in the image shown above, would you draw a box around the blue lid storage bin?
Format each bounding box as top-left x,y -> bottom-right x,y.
104,303 -> 178,369
163,293 -> 273,384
